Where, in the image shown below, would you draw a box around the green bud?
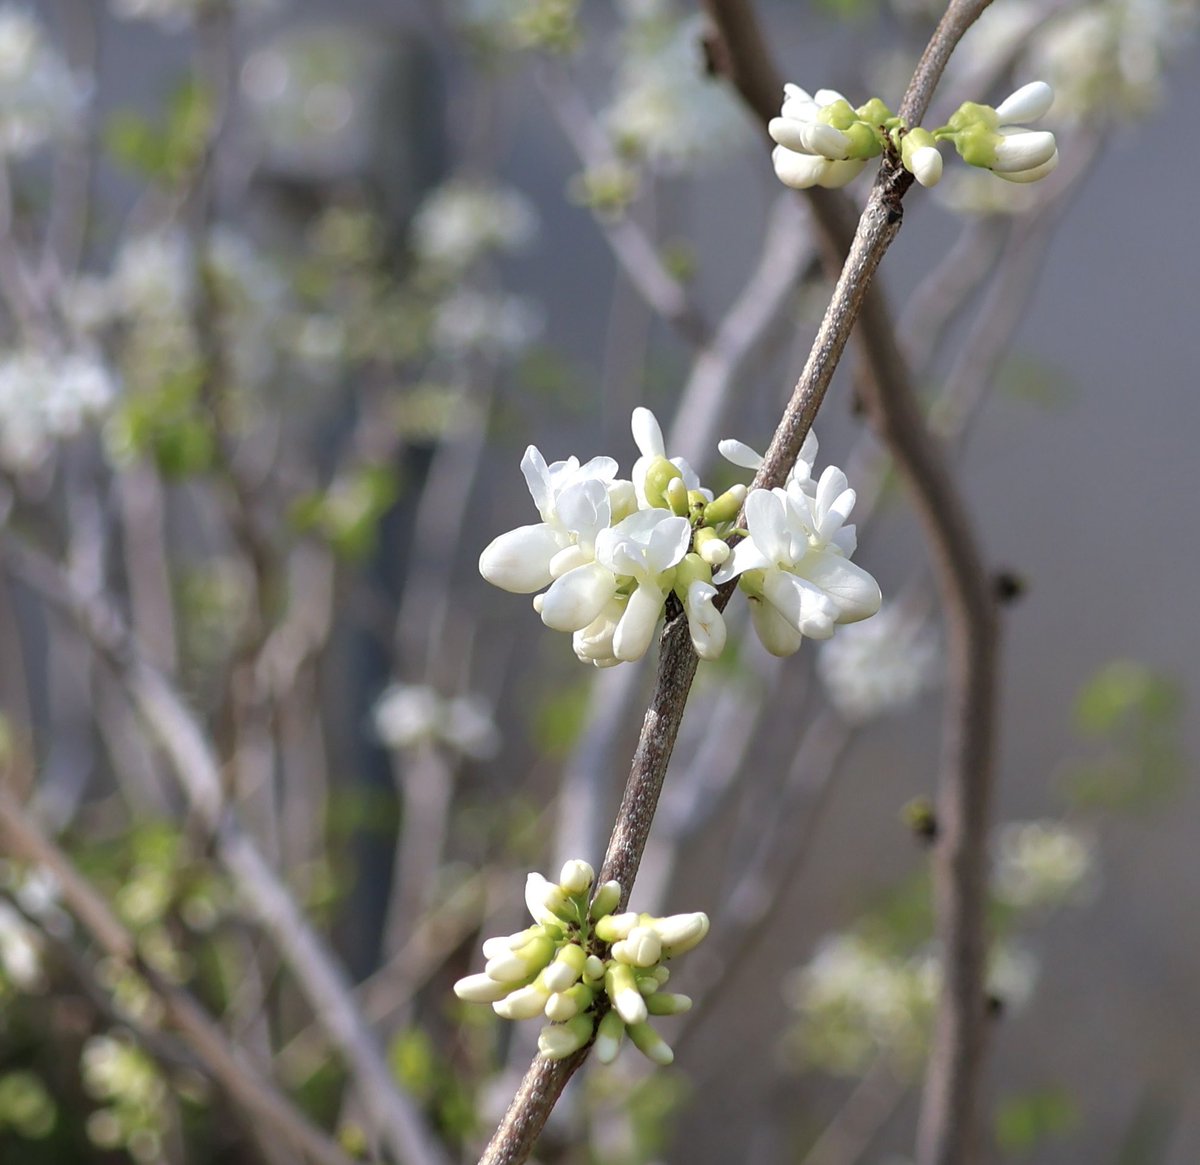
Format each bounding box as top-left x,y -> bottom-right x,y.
646,992 -> 693,1016
738,569 -> 766,599
583,954 -> 606,982
842,121 -> 883,160
954,124 -> 1000,169
544,981 -> 595,1021
542,941 -> 588,993
692,527 -> 730,568
589,880 -> 622,921
538,1013 -> 596,1060
594,1009 -> 626,1064
856,97 -> 894,123
702,483 -> 747,526
819,98 -> 857,131
643,457 -> 683,509
627,1021 -> 674,1066
673,552 -> 712,599
687,489 -> 708,514
665,475 -> 690,517
944,100 -> 998,135
595,912 -> 638,943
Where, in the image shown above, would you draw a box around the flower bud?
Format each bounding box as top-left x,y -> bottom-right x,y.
594,911 -> 639,943
538,1013 -> 595,1060
593,1009 -> 626,1064
666,476 -> 690,517
589,880 -> 622,921
611,926 -> 662,968
643,457 -> 683,509
525,873 -> 571,925
627,1021 -> 674,1066
646,991 -> 693,1016
493,980 -> 551,1020
703,484 -> 747,526
486,934 -> 554,982
650,912 -> 710,956
558,859 -> 594,896
544,981 -> 594,1022
453,973 -> 513,1004
583,954 -> 606,982
606,963 -> 648,1025
694,527 -> 730,567
541,941 -> 587,993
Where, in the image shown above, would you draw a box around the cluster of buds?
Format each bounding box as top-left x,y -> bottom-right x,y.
479,408 -> 880,664
453,860 -> 709,1066
769,81 -> 1058,191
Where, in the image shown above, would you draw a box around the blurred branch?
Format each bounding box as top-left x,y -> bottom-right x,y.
536,63 -> 712,347
1,538 -> 450,1165
701,3 -> 1001,1163
0,786 -> 357,1165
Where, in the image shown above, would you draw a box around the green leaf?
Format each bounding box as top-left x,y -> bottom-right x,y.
995,1087 -> 1079,1152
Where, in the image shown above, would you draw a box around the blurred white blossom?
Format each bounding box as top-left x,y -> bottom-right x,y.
0,6 -> 85,156
374,683 -> 500,760
604,9 -> 745,172
993,820 -> 1098,909
817,604 -> 941,722
432,289 -> 543,359
0,348 -> 117,471
411,180 -> 538,272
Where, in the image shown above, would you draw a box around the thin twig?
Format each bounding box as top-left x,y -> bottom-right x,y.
700,2 -> 1001,1162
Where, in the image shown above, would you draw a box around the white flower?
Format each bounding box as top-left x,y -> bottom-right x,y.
993,820 -> 1097,910
714,464 -> 880,657
594,508 -> 691,662
479,446 -> 621,594
0,8 -> 85,156
681,578 -> 726,661
717,427 -> 819,490
817,604 -> 941,722
374,683 -> 501,759
909,144 -> 943,187
411,180 -> 538,271
768,85 -> 868,190
0,900 -> 42,989
444,695 -> 501,760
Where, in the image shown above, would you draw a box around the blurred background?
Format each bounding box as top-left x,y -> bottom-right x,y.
0,0 -> 1196,1162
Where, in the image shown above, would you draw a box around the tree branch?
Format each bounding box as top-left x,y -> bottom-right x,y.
700,2 -> 1001,1162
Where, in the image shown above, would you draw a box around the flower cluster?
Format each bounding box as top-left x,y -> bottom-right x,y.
410,180 -> 538,273
479,409 -> 880,666
768,81 -> 1058,191
454,860 -> 708,1065
992,820 -> 1097,910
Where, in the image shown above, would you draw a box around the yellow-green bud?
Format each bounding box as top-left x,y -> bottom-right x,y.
542,941 -> 588,993
589,880 -> 622,921
673,552 -> 711,598
583,954 -> 606,982
606,963 -> 648,1024
538,1013 -> 595,1060
820,98 -> 857,131
842,121 -> 883,160
738,569 -> 766,599
594,1009 -> 626,1064
643,457 -> 682,509
702,483 -> 747,526
646,992 -> 693,1016
595,912 -> 638,943
544,981 -> 594,1021
856,97 -> 894,123
693,527 -> 729,568
627,1021 -> 674,1065
665,476 -> 690,517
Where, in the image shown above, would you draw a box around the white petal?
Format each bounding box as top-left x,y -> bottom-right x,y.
520,446 -> 553,521
612,582 -> 666,662
769,116 -> 811,152
815,158 -> 867,189
555,478 -> 611,544
805,554 -> 882,622
711,536 -> 771,585
994,148 -> 1059,183
574,455 -> 618,483
992,129 -> 1057,174
911,145 -> 943,188
479,524 -> 562,593
762,569 -> 838,639
540,563 -> 619,632
718,438 -> 763,470
749,596 -> 805,657
454,973 -> 512,1004
645,514 -> 692,572
525,873 -> 562,925
801,121 -> 852,160
813,88 -> 849,107
685,580 -> 726,661
772,145 -> 826,189
995,81 -> 1053,124
744,487 -> 789,564
631,407 -> 665,458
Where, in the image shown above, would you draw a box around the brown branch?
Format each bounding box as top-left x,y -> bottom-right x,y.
0,787 -> 356,1165
700,2 -> 1001,1163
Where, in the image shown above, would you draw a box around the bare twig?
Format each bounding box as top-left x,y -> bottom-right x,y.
0,787 -> 357,1165
700,2 -> 1001,1161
